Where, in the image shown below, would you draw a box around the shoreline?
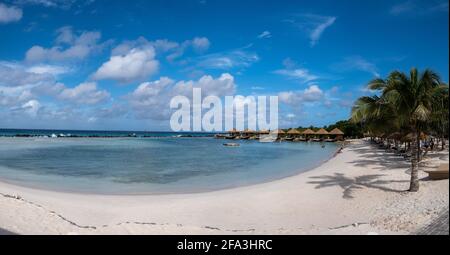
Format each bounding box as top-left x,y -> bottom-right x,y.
0,139 -> 448,234
0,144 -> 341,197
0,137 -> 341,196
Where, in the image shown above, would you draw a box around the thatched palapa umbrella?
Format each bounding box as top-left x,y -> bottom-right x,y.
329,128 -> 344,141
403,132 -> 428,142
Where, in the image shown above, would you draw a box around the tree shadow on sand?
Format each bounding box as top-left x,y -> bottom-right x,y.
347,146 -> 411,171
308,173 -> 407,199
348,142 -> 448,172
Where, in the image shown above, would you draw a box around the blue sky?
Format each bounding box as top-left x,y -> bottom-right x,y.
0,0 -> 448,131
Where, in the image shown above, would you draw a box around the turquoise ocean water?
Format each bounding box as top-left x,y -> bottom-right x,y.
0,129 -> 338,194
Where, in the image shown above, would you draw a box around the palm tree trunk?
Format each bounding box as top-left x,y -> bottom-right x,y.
409,131 -> 420,192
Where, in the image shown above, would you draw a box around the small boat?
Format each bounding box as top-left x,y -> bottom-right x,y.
284,137 -> 294,141
223,143 -> 240,147
225,135 -> 236,139
260,135 -> 277,143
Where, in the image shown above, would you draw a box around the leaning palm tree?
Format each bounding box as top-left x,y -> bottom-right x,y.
355,68 -> 447,192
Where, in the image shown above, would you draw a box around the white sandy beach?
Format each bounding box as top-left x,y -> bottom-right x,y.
0,139 -> 448,235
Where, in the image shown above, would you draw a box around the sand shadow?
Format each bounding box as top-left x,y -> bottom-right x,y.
347,145 -> 412,171
0,228 -> 16,235
308,173 -> 407,199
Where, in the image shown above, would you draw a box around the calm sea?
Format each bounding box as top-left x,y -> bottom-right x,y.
0,129 -> 338,194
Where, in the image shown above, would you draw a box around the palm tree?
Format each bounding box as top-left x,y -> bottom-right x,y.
353,68 -> 447,192
429,85 -> 449,150
351,95 -> 400,141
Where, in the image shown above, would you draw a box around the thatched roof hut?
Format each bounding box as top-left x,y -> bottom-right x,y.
302,129 -> 315,135
272,129 -> 285,134
258,129 -> 270,134
243,128 -> 256,134
315,128 -> 329,135
228,128 -> 238,134
329,128 -> 344,135
287,129 -> 301,135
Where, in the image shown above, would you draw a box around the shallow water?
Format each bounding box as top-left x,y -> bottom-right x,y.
0,137 -> 338,194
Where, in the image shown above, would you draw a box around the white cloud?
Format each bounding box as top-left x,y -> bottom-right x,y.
302,85 -> 324,101
196,49 -> 259,70
390,1 -> 448,15
93,103 -> 128,119
0,3 -> 22,24
30,81 -> 110,105
57,82 -> 110,105
13,0 -> 92,10
273,68 -> 319,83
331,55 -> 379,77
93,47 -> 159,83
7,98 -> 41,117
285,14 -> 336,47
0,85 -> 34,107
20,99 -> 41,117
128,73 -> 235,120
282,57 -> 297,69
109,36 -> 210,64
111,37 -> 178,56
286,113 -> 296,119
191,37 -> 210,52
390,1 -> 416,15
278,85 -> 324,106
150,39 -> 180,53
25,26 -> 104,62
26,64 -> 71,76
309,16 -> 336,46
257,31 -> 272,39
174,73 -> 235,97
0,61 -> 55,87
16,0 -> 60,7
0,62 -> 59,115
128,77 -> 174,112
166,36 -> 211,62
55,26 -> 76,44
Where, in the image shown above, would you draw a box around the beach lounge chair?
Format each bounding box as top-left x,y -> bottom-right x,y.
424,163 -> 449,180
